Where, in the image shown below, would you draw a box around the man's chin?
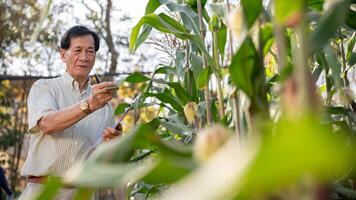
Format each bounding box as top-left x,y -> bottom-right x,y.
74,71 -> 91,79
67,67 -> 92,78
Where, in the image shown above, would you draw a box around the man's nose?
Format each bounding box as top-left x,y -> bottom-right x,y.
79,52 -> 89,61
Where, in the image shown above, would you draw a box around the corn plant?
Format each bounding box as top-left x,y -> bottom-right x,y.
35,0 -> 356,199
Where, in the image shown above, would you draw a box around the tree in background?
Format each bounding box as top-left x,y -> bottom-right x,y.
0,0 -> 73,76
0,0 -> 40,74
0,79 -> 29,193
0,81 -> 17,151
82,0 -> 124,76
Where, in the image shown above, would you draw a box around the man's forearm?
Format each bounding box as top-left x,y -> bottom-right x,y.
37,82 -> 115,135
38,102 -> 88,134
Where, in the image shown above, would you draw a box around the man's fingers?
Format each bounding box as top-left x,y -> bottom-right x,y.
96,93 -> 112,101
93,88 -> 112,96
96,82 -> 115,88
102,127 -> 121,141
104,95 -> 112,102
102,128 -> 113,139
102,129 -> 110,138
88,83 -> 115,112
97,95 -> 112,106
106,127 -> 120,135
93,82 -> 115,94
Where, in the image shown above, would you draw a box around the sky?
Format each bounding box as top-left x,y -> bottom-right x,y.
115,0 -> 146,22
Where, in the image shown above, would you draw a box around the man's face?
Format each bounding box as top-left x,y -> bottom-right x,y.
60,34 -> 96,79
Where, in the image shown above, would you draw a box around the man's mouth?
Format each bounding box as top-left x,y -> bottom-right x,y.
76,65 -> 88,68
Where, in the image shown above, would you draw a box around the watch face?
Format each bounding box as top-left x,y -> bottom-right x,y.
80,100 -> 89,112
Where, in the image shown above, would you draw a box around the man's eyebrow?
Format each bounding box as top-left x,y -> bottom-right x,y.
71,45 -> 95,50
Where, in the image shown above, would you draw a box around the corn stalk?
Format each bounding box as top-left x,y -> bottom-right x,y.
197,0 -> 212,126
212,24 -> 225,119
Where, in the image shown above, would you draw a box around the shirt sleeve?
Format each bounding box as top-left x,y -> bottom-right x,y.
27,79 -> 58,133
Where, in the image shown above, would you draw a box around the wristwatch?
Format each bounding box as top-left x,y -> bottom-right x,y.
79,100 -> 90,114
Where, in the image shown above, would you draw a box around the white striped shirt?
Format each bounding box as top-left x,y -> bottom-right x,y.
21,71 -> 114,177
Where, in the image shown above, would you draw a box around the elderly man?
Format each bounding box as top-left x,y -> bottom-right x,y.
19,26 -> 120,200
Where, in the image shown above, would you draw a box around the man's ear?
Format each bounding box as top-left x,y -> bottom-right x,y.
60,49 -> 66,62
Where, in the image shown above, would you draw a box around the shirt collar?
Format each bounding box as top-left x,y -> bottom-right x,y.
62,71 -> 91,94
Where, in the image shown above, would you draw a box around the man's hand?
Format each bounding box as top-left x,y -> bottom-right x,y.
87,82 -> 115,112
102,127 -> 121,141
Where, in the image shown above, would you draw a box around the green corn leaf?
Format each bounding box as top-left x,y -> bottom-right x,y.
162,0 -> 201,34
114,103 -> 131,115
241,0 -> 262,29
311,64 -> 323,81
260,23 -> 274,56
65,157 -> 158,188
310,0 -> 350,52
229,37 -> 258,98
144,90 -> 184,112
159,120 -> 194,136
167,82 -> 193,105
145,0 -> 161,14
143,156 -> 194,185
346,3 -> 356,30
190,54 -> 204,84
125,72 -> 151,83
63,118 -> 195,188
134,25 -> 153,54
209,2 -> 226,18
197,67 -> 211,89
30,0 -> 53,43
153,65 -> 177,75
274,0 -> 305,26
73,188 -> 94,200
184,69 -> 199,102
158,13 -> 188,33
34,177 -> 63,200
217,23 -> 227,60
323,44 -> 343,89
307,0 -> 324,11
130,14 -> 192,53
332,184 -> 356,199
130,12 -> 218,78
190,35 -> 221,78
237,116 -> 355,198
